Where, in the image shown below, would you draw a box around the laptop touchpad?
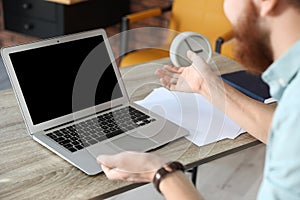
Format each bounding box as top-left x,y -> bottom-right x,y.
107,132 -> 157,152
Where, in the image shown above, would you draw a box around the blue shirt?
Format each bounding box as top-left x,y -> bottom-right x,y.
258,40 -> 300,199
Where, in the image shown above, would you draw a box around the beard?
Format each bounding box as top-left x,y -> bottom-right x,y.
233,2 -> 273,74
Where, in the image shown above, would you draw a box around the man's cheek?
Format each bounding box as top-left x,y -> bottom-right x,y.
223,0 -> 245,26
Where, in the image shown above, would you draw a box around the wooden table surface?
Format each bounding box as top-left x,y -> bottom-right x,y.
0,54 -> 260,200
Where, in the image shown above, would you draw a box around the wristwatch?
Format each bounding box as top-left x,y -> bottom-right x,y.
153,161 -> 185,194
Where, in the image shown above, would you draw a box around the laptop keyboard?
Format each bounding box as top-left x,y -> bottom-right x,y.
46,106 -> 155,153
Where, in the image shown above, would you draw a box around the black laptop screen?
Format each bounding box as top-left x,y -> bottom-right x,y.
9,35 -> 123,125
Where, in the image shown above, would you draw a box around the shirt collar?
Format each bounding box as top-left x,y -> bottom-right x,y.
262,40 -> 300,100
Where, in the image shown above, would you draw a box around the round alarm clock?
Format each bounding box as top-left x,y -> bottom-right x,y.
169,32 -> 212,67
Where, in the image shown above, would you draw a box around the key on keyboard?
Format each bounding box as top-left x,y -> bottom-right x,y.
46,106 -> 155,152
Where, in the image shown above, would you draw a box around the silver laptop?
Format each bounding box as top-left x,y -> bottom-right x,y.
1,29 -> 188,175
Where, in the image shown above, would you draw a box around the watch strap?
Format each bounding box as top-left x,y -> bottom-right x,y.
153,161 -> 185,194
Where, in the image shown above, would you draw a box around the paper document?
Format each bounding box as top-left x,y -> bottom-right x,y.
135,87 -> 245,147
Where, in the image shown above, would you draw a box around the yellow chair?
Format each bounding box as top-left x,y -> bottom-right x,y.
119,0 -> 234,67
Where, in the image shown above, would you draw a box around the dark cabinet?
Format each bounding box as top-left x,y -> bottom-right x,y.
2,0 -> 130,38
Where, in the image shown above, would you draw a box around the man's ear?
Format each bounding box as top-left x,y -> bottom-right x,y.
254,0 -> 279,16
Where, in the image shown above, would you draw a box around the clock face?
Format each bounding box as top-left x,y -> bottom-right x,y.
170,32 -> 212,67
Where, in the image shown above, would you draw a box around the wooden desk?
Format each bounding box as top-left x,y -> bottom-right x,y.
0,54 -> 260,199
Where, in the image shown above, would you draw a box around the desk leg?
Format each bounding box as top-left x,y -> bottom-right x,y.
188,167 -> 198,186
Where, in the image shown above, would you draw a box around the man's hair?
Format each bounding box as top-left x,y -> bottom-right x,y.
288,0 -> 300,8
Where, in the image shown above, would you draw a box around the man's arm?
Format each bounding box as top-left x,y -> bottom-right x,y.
97,152 -> 203,200
205,74 -> 275,143
159,171 -> 203,200
156,51 -> 275,143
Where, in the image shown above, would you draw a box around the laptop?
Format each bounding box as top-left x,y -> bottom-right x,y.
1,28 -> 188,175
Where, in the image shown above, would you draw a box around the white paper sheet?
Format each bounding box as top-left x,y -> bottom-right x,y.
135,87 -> 245,147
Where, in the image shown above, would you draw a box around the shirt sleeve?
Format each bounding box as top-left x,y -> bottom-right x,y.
257,101 -> 300,200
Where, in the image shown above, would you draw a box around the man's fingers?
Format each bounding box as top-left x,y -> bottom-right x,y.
160,78 -> 167,88
187,50 -> 198,62
187,50 -> 204,63
160,74 -> 178,84
160,78 -> 170,89
163,65 -> 183,73
155,68 -> 180,79
169,83 -> 177,91
101,164 -> 125,180
101,164 -> 111,174
187,50 -> 207,69
160,76 -> 178,89
97,155 -> 120,169
97,152 -> 144,170
156,67 -> 179,89
161,80 -> 177,91
103,166 -> 150,183
98,154 -> 132,181
101,166 -> 129,181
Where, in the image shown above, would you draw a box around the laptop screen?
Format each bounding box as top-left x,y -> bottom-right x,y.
9,35 -> 123,125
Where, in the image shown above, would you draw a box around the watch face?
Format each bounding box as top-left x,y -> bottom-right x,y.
170,32 -> 212,67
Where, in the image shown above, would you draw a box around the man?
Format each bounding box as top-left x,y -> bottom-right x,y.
97,0 -> 300,199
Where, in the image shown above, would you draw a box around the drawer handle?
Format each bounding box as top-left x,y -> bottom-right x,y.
22,3 -> 32,10
23,24 -> 33,30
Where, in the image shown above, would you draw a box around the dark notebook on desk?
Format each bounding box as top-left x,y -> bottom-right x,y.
221,70 -> 276,104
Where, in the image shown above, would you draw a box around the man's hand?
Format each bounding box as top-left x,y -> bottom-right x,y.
155,50 -> 214,94
97,151 -> 168,183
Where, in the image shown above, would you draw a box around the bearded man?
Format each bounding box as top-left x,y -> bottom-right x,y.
97,0 -> 300,199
